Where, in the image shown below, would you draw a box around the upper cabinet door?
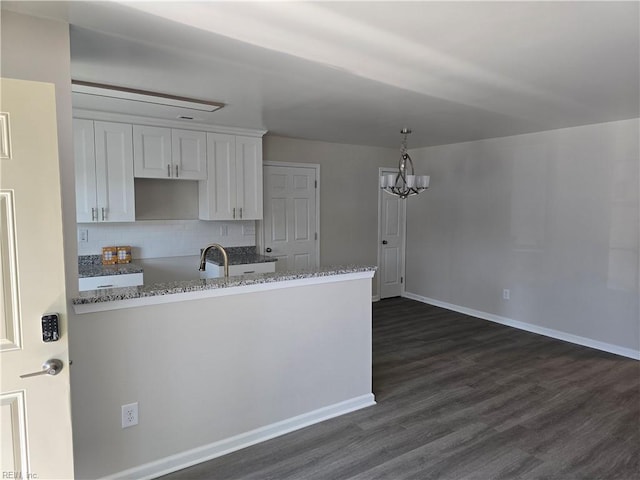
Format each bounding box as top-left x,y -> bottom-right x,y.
199,133 -> 236,220
235,136 -> 263,220
133,125 -> 172,178
198,134 -> 263,221
73,118 -> 98,223
94,121 -> 135,222
172,129 -> 207,180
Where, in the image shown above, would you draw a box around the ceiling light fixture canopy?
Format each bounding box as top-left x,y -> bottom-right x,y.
71,80 -> 225,113
380,128 -> 430,199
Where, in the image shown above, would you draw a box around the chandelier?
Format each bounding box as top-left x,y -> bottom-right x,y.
380,128 -> 430,199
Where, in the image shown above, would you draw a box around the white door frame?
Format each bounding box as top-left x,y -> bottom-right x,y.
377,167 -> 407,300
259,161 -> 321,266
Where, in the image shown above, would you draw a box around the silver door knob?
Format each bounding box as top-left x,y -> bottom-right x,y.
20,359 -> 63,378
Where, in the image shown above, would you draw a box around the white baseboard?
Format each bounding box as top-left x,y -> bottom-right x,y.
103,394 -> 376,480
403,292 -> 640,361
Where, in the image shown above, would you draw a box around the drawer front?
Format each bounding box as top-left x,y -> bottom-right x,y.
79,273 -> 144,291
229,262 -> 276,276
201,261 -> 276,279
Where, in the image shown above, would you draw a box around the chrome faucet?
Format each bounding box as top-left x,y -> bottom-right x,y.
199,243 -> 229,278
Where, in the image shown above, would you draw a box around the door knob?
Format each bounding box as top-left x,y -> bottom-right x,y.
382,240 -> 388,245
265,247 -> 272,253
20,359 -> 63,378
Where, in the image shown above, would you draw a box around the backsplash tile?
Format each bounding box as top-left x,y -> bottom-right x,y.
77,220 -> 256,259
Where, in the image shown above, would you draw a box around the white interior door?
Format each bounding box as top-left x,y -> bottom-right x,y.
0,78 -> 74,478
379,168 -> 406,299
263,164 -> 318,271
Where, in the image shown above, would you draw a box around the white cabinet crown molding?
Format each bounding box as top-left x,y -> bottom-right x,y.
72,109 -> 267,138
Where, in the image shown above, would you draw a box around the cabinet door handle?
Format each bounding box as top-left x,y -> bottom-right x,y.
239,207 -> 243,219
101,207 -> 106,221
176,165 -> 179,177
233,207 -> 236,219
167,164 -> 171,177
91,207 -> 97,222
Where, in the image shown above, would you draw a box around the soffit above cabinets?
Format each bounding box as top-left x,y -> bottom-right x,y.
72,109 -> 266,138
72,80 -> 225,113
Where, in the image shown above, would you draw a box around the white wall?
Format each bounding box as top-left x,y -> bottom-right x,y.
263,135 -> 398,296
1,10 -> 78,294
69,277 -> 373,479
406,119 -> 639,353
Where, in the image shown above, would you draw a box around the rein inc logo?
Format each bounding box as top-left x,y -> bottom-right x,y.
2,473 -> 38,479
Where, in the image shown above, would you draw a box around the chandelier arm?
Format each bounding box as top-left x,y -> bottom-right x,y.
398,156 -> 409,185
404,153 -> 416,176
393,172 -> 402,189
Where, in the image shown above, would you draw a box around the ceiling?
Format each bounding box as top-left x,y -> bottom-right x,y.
4,1 -> 639,148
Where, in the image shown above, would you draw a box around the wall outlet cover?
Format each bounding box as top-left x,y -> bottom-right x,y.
121,402 -> 138,428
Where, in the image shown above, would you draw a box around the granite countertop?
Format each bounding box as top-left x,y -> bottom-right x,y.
78,255 -> 143,278
72,265 -> 376,305
204,246 -> 277,266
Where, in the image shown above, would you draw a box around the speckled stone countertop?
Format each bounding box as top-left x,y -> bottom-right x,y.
78,255 -> 143,278
204,246 -> 277,266
72,265 -> 376,305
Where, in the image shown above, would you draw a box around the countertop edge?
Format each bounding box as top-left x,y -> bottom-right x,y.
73,269 -> 376,314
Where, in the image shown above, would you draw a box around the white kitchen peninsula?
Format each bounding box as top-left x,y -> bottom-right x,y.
69,267 -> 376,479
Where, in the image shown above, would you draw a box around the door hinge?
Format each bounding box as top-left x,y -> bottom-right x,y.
401,277 -> 404,284
314,180 -> 317,188
315,232 -> 318,240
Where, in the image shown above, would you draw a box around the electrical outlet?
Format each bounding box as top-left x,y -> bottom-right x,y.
503,289 -> 510,300
78,228 -> 89,243
121,402 -> 138,428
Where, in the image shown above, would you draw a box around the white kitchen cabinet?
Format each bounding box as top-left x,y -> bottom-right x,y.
74,119 -> 135,223
132,125 -> 172,178
133,126 -> 207,180
172,129 -> 207,179
78,272 -> 144,291
199,133 -> 263,220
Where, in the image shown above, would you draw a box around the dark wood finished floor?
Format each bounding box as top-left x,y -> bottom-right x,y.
160,298 -> 640,480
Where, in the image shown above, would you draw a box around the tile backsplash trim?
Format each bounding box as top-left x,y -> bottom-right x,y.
77,220 -> 256,259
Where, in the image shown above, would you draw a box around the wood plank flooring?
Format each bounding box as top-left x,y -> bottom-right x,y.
160,298 -> 640,479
